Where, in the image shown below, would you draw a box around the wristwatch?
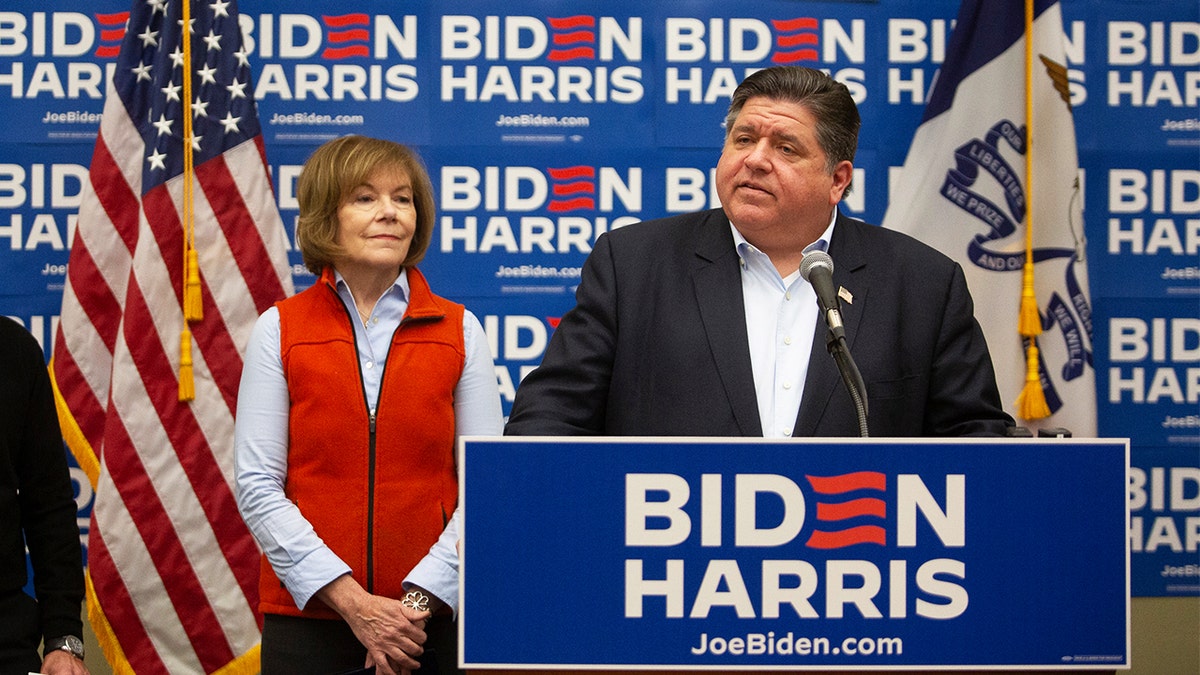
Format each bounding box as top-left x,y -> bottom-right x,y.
45,635 -> 85,660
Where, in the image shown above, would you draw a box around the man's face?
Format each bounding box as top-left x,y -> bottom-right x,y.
715,96 -> 852,247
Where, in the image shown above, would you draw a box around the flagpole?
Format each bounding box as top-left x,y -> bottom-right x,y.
180,0 -> 198,401
1015,0 -> 1050,420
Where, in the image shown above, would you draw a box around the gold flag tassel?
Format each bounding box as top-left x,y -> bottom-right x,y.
1018,259 -> 1041,336
184,248 -> 203,320
179,326 -> 195,401
179,0 -> 198,401
1014,0 -> 1049,420
1015,338 -> 1050,419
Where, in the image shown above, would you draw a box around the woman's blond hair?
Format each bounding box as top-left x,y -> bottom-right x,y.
294,135 -> 436,274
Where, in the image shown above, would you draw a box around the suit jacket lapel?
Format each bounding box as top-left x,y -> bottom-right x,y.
691,211 -> 763,437
794,212 -> 870,436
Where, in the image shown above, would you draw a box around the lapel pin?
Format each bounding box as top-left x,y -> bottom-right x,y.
838,287 -> 853,305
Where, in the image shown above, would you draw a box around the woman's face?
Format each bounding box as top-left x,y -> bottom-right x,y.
332,165 -> 417,276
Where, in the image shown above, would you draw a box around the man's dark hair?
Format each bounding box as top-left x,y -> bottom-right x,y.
724,66 -> 861,175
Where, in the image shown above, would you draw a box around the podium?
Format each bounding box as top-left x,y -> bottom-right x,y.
459,437 -> 1129,672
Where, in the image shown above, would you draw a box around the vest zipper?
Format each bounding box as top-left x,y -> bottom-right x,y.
330,280 -> 381,595
366,407 -> 377,593
367,318 -> 407,595
365,318 -> 420,595
330,273 -> 444,598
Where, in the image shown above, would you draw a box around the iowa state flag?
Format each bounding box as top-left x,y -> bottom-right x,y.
883,0 -> 1096,436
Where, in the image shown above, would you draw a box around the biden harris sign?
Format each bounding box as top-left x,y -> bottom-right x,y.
460,437 -> 1129,670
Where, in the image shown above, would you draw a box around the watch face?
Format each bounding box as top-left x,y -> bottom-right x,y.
50,635 -> 85,658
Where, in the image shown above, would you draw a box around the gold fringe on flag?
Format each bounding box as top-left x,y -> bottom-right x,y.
179,0 -> 198,401
1015,0 -> 1049,420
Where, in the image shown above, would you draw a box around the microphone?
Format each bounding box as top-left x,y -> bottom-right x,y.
800,249 -> 870,436
799,250 -> 844,340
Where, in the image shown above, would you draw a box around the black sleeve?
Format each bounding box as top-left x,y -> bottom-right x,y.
925,262 -> 1014,437
2,318 -> 85,641
505,232 -> 619,436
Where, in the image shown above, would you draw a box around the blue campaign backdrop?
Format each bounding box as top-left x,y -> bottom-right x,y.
1,0 -> 1196,596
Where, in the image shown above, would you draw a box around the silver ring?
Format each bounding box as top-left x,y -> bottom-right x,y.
401,590 -> 430,612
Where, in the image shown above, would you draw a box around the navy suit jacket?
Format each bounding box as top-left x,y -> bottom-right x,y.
505,209 -> 1012,438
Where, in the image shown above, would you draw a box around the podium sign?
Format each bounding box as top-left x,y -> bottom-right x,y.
460,437 -> 1129,670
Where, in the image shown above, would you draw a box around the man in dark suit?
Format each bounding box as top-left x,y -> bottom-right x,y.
505,66 -> 1012,438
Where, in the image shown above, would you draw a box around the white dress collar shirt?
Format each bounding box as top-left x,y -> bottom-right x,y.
732,210 -> 838,438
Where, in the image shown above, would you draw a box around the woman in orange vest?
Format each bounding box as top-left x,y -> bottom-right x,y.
235,135 -> 503,674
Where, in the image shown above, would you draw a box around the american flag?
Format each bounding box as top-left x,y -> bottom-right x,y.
50,0 -> 293,671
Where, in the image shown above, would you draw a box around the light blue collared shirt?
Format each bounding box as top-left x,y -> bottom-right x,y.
732,211 -> 837,437
234,268 -> 503,614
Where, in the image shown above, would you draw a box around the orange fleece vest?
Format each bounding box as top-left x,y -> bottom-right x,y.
259,267 -> 464,619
